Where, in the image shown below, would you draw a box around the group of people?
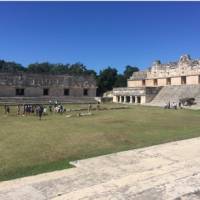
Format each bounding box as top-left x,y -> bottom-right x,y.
3,100 -> 101,120
4,105 -> 10,114
4,104 -> 44,120
164,101 -> 182,109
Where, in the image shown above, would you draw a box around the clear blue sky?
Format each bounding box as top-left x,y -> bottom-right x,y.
0,2 -> 200,73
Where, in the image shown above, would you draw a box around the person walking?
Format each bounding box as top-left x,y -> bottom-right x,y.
88,103 -> 92,113
6,105 -> 10,114
38,105 -> 44,120
17,105 -> 21,115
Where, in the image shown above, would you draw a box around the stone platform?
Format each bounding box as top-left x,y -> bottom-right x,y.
0,96 -> 96,105
1,137 -> 200,200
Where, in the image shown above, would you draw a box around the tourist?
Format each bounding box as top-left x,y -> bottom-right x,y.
60,104 -> 64,113
49,104 -> 52,112
167,101 -> 171,109
54,100 -> 58,107
88,103 -> 92,113
43,107 -> 47,115
172,102 -> 177,110
164,102 -> 168,109
97,101 -> 100,110
17,104 -> 21,115
6,105 -> 10,114
38,105 -> 44,120
179,101 -> 182,109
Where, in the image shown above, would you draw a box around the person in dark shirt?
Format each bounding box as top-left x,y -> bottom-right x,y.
6,105 -> 10,114
38,105 -> 44,120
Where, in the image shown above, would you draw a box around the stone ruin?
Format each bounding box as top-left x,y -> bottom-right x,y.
0,72 -> 97,104
113,55 -> 200,106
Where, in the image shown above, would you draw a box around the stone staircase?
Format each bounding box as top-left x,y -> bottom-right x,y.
0,96 -> 97,105
148,85 -> 200,107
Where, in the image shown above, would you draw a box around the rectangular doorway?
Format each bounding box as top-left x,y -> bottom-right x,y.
16,88 -> 24,96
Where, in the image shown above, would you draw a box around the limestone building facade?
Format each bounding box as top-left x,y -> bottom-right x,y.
113,55 -> 200,104
0,73 -> 97,102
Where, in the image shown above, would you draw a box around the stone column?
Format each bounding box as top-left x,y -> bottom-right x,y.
130,96 -> 133,103
124,96 -> 127,103
116,96 -> 119,103
135,96 -> 138,104
119,96 -> 122,103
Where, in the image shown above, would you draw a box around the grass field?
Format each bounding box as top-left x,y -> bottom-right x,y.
1,103 -> 200,181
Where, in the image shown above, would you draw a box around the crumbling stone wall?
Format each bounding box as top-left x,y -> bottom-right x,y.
0,73 -> 97,97
128,55 -> 200,87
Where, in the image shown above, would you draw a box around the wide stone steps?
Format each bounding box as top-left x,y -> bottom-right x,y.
149,85 -> 200,106
0,97 -> 96,105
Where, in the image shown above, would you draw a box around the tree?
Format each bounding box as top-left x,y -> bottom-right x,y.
114,74 -> 126,87
123,65 -> 139,80
27,62 -> 54,73
0,60 -> 26,73
50,64 -> 70,74
68,63 -> 87,75
97,67 -> 118,96
84,69 -> 97,77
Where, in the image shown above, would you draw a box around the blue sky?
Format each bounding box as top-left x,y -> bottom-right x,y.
0,2 -> 200,73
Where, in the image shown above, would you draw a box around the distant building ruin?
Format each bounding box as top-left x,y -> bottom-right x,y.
113,55 -> 200,105
0,73 -> 97,104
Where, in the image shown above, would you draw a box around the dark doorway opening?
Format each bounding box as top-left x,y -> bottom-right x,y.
153,79 -> 158,86
126,96 -> 130,103
64,89 -> 70,96
181,76 -> 186,85
166,78 -> 171,85
83,89 -> 88,96
43,88 -> 49,96
137,96 -> 141,103
16,88 -> 24,96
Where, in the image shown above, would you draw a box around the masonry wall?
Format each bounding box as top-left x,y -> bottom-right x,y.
25,87 -> 43,96
0,86 -> 15,97
186,75 -> 199,85
0,86 -> 96,97
0,73 -> 97,98
127,76 -> 200,88
157,78 -> 166,86
128,80 -> 143,87
145,79 -> 154,87
171,77 -> 181,85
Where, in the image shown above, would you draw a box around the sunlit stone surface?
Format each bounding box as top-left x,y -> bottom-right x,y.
1,137 -> 200,199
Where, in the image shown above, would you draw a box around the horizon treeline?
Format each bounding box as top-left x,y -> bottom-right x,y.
0,59 -> 139,95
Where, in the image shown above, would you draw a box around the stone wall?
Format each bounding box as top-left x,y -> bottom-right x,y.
0,73 -> 97,98
128,55 -> 200,87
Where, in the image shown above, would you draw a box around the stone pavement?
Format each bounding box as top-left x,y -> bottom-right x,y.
1,138 -> 200,200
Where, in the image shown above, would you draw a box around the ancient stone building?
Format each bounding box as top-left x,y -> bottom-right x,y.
0,73 -> 97,104
113,55 -> 200,105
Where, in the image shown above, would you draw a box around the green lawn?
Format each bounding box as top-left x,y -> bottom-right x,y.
1,103 -> 200,181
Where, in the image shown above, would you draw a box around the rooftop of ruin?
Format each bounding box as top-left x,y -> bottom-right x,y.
129,55 -> 200,80
0,72 -> 97,87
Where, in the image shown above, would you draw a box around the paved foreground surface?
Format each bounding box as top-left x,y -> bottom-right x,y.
1,138 -> 200,200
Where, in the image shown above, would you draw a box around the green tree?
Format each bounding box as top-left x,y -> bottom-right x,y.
97,67 -> 118,96
123,65 -> 139,80
0,60 -> 25,73
114,74 -> 126,87
50,64 -> 70,74
27,62 -> 54,73
68,63 -> 87,75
